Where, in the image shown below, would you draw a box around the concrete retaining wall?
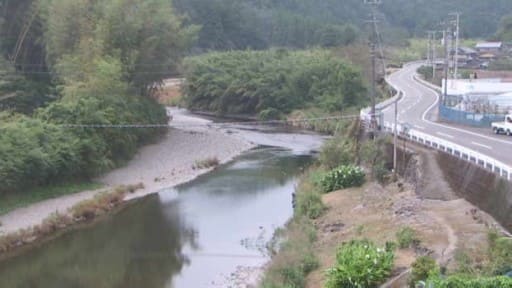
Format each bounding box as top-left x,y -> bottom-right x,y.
436,152 -> 512,232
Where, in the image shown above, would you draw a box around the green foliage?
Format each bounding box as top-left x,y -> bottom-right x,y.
325,240 -> 395,288
320,165 -> 365,193
261,218 -> 319,288
295,189 -> 325,220
294,170 -> 326,220
380,0 -> 512,38
259,108 -> 283,121
0,0 -> 189,196
410,256 -> 439,287
396,227 -> 420,249
427,275 -> 512,288
320,137 -> 356,169
418,66 -> 434,81
0,90 -> 167,195
173,0 -> 363,51
487,230 -> 512,275
360,138 -> 390,183
173,0 -> 512,51
40,0 -> 196,95
182,50 -> 367,116
454,249 -> 478,275
0,182 -> 102,216
496,14 -> 512,41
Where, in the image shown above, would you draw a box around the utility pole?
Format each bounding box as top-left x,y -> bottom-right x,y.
450,12 -> 461,80
393,98 -> 398,176
443,27 -> 449,106
364,0 -> 382,137
427,31 -> 436,78
432,32 -> 437,80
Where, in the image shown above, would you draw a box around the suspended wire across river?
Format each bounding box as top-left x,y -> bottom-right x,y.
56,114 -> 370,129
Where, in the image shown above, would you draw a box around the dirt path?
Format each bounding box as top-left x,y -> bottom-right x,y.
427,211 -> 458,266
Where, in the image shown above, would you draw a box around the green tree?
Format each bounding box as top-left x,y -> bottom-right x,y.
496,14 -> 512,41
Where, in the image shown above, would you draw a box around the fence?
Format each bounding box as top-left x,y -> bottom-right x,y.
439,105 -> 505,127
414,74 -> 507,127
380,121 -> 512,181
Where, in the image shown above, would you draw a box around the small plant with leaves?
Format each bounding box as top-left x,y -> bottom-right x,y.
320,165 -> 365,193
396,227 -> 420,249
410,256 -> 439,287
326,240 -> 395,288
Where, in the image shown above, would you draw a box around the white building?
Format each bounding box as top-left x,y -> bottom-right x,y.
475,42 -> 503,53
442,79 -> 512,112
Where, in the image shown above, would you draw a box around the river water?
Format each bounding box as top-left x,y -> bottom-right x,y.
0,126 -> 325,288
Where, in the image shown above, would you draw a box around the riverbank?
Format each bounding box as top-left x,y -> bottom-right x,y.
261,130 -> 510,288
0,108 -> 255,235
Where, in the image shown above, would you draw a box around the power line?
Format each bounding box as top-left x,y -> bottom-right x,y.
56,114 -> 366,129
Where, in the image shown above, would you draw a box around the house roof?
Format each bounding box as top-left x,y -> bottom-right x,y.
459,47 -> 477,54
475,42 -> 503,49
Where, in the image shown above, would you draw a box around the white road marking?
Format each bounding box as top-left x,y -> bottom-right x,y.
471,142 -> 492,150
414,125 -> 425,130
436,132 -> 454,139
408,73 -> 512,146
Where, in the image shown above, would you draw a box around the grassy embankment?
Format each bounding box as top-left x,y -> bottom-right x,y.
0,182 -> 103,216
261,120 -> 396,288
0,183 -> 144,256
261,119 -> 512,287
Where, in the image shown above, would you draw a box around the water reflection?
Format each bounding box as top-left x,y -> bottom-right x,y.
0,198 -> 195,288
0,147 -> 313,288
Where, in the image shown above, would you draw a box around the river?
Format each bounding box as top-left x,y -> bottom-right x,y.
0,124 -> 326,288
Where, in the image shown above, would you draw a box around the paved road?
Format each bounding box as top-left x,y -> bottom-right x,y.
383,63 -> 512,165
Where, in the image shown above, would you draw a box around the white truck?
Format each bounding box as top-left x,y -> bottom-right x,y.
492,114 -> 512,135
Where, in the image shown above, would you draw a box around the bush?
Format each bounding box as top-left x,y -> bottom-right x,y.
320,137 -> 356,169
487,230 -> 512,275
325,240 -> 395,288
410,256 -> 439,287
360,138 -> 389,183
0,92 -> 167,195
295,190 -> 325,220
396,227 -> 420,249
427,275 -> 512,287
183,50 -> 367,116
320,165 -> 365,193
294,171 -> 326,219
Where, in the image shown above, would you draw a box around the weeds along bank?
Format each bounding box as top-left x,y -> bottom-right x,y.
261,121 -> 512,288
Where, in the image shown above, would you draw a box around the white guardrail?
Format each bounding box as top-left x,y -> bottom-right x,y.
361,72 -> 512,181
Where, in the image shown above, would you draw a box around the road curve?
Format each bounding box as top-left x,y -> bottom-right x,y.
383,63 -> 512,165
